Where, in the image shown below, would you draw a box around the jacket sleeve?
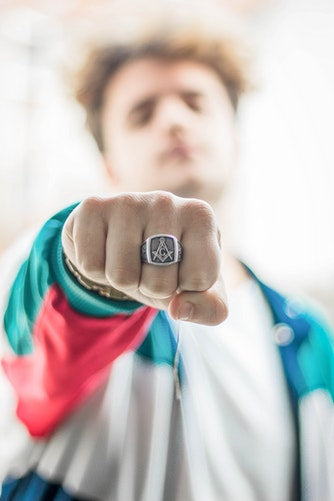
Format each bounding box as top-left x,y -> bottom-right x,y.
1,204 -> 158,438
298,306 -> 334,399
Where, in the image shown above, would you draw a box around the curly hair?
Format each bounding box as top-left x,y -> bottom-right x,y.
73,3 -> 252,152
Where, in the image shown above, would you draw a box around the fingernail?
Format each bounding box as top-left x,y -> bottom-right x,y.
178,302 -> 194,321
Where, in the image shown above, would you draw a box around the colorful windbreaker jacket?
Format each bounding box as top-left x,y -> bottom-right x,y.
0,204 -> 333,501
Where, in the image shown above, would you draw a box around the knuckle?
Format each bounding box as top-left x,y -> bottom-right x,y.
183,199 -> 216,226
195,205 -> 215,226
150,191 -> 176,212
183,198 -> 211,212
112,193 -> 147,215
111,191 -> 178,217
79,196 -> 104,215
114,192 -> 137,207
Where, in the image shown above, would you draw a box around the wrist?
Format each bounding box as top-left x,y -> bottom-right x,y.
64,255 -> 131,301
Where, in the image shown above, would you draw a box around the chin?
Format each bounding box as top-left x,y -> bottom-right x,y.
165,178 -> 225,204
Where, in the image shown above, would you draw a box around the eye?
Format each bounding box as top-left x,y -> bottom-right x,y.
129,100 -> 155,128
183,92 -> 204,113
132,109 -> 153,126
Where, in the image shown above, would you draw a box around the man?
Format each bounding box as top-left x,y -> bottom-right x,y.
0,5 -> 333,501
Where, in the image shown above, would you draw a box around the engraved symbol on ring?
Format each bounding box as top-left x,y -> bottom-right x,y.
152,237 -> 174,263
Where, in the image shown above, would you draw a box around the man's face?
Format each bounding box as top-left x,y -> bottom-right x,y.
102,57 -> 238,204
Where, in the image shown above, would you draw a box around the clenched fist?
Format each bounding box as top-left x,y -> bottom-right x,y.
62,191 -> 228,325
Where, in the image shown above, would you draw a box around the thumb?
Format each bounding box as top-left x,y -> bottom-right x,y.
168,274 -> 228,326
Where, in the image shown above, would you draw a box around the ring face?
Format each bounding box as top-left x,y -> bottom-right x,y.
141,234 -> 182,265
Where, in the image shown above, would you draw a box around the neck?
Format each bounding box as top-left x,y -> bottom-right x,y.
213,196 -> 251,295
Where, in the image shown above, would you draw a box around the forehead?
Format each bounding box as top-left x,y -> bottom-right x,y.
102,57 -> 229,112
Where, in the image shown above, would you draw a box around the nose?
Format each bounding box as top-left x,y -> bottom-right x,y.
154,95 -> 191,135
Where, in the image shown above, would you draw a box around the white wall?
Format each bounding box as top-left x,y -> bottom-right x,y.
229,0 -> 334,321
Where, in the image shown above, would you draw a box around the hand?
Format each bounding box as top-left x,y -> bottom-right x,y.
62,191 -> 228,325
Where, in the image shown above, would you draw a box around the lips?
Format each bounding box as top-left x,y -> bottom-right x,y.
162,142 -> 196,162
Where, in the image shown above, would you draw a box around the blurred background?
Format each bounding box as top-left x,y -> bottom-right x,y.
0,0 -> 333,323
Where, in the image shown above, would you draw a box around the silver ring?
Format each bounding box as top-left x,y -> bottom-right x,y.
141,234 -> 183,265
